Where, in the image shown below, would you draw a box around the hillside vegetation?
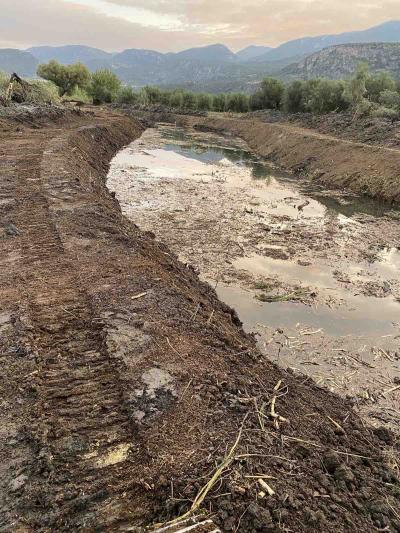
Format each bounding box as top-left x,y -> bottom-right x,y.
284,43 -> 400,81
9,59 -> 395,122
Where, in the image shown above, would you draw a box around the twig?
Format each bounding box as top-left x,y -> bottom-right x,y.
258,478 -> 275,496
154,413 -> 249,528
131,291 -> 147,300
166,337 -> 185,361
327,415 -> 345,434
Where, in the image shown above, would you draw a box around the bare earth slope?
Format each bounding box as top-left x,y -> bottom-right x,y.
0,106 -> 399,532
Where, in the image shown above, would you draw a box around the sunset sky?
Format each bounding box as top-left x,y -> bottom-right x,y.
1,0 -> 399,51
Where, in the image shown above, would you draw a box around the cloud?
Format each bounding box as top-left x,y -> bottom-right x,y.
0,0 -> 399,51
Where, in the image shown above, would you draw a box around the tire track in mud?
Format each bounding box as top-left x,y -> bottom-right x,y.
0,120 -> 142,530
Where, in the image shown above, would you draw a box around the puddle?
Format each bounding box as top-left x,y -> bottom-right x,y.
216,283 -> 399,337
108,124 -> 400,430
232,254 -> 400,336
108,125 -> 400,337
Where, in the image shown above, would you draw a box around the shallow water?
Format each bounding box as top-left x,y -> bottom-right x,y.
108,123 -> 400,430
110,125 -> 400,338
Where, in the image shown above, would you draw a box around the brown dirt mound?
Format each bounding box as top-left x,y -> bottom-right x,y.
0,105 -> 398,532
247,109 -> 400,149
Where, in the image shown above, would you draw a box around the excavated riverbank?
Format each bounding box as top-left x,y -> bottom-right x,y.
0,106 -> 399,532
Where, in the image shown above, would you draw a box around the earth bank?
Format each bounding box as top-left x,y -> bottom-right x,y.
0,105 -> 398,532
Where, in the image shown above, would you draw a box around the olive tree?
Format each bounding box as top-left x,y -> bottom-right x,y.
37,60 -> 91,96
89,69 -> 121,104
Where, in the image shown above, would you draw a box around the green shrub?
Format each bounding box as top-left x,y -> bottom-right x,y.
0,70 -> 8,93
371,105 -> 399,120
196,93 -> 212,111
348,63 -> 369,114
365,71 -> 396,103
141,86 -> 162,105
249,90 -> 265,111
63,85 -> 91,103
169,90 -> 184,108
282,80 -> 305,113
212,93 -> 226,112
117,86 -> 139,105
89,69 -> 121,104
308,79 -> 349,114
225,92 -> 249,112
379,89 -> 400,110
181,91 -> 196,109
260,77 -> 285,109
37,60 -> 90,96
26,80 -> 61,104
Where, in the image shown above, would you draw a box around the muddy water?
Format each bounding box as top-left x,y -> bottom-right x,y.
108,124 -> 400,431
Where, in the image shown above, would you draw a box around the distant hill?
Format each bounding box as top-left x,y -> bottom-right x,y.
0,49 -> 38,76
173,44 -> 236,63
27,45 -> 113,66
256,20 -> 400,61
236,46 -> 272,61
283,42 -> 400,80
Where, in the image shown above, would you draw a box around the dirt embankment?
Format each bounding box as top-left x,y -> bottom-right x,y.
0,106 -> 399,532
244,110 -> 400,149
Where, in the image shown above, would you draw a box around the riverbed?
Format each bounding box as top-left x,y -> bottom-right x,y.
108,123 -> 400,431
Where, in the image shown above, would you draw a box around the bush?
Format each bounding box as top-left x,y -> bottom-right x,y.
0,70 -> 8,93
212,93 -> 226,112
141,86 -> 162,105
260,78 -> 285,109
308,80 -> 349,114
196,93 -> 212,111
249,90 -> 265,111
365,71 -> 396,103
167,90 -> 182,108
182,91 -> 196,110
63,85 -> 91,103
225,93 -> 249,112
89,69 -> 121,104
37,60 -> 91,96
379,89 -> 400,110
349,62 -> 369,112
117,86 -> 139,105
282,80 -> 305,113
25,80 -> 61,104
371,105 -> 399,120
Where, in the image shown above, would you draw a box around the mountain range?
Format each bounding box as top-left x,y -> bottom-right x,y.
1,20 -> 400,92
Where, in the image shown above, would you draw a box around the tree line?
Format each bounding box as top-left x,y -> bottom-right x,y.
2,58 -> 400,119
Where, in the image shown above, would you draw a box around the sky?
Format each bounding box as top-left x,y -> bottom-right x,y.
0,0 -> 399,52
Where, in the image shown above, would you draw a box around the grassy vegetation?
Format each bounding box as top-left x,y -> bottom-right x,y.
0,70 -> 61,104
3,59 -> 400,119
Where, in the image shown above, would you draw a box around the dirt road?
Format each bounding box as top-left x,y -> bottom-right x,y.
0,106 -> 399,532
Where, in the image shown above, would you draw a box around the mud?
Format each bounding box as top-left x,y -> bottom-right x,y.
0,106 -> 399,532
108,123 -> 400,441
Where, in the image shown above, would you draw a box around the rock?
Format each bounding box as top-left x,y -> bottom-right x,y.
373,426 -> 394,445
333,464 -> 355,485
9,474 -> 27,493
322,451 -> 341,474
5,223 -> 21,236
247,502 -> 273,524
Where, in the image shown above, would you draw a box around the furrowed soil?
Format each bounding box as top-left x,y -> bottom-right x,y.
0,105 -> 399,533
